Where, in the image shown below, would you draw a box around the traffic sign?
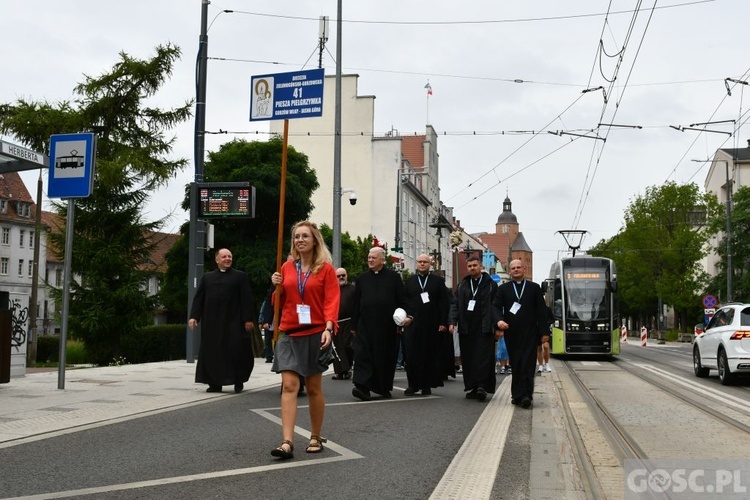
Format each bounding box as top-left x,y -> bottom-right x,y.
48,133 -> 96,198
702,294 -> 718,308
249,68 -> 324,121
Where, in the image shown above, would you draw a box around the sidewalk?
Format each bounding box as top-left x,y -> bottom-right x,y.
0,359 -> 282,448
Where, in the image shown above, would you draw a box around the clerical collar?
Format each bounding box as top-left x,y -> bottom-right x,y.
220,268 -> 228,272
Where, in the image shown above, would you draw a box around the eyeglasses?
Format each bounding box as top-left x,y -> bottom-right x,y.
336,274 -> 346,278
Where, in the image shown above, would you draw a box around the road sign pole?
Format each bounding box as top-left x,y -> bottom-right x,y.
57,200 -> 75,390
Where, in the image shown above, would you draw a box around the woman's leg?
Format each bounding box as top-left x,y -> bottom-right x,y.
305,372 -> 325,437
280,370 -> 300,445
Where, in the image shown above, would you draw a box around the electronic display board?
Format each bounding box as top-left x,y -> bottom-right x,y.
196,182 -> 255,219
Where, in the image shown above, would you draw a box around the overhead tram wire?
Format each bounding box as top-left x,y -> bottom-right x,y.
571,0 -> 658,229
227,1 -> 714,26
443,92 -> 587,204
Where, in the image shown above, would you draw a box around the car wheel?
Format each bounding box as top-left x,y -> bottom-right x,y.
718,348 -> 735,386
693,346 -> 710,378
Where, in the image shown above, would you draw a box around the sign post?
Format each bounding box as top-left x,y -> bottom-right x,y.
249,68 -> 324,341
49,133 -> 96,389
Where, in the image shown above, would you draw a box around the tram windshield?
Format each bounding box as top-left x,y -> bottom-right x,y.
563,267 -> 610,322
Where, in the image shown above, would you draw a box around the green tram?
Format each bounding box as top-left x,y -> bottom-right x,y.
542,256 -> 620,356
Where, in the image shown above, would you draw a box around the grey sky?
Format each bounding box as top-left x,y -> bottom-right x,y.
2,0 -> 747,278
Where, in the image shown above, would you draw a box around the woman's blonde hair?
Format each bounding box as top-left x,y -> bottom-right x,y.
289,221 -> 332,273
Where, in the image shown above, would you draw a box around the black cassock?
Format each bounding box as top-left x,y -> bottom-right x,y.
403,272 -> 449,391
351,268 -> 409,395
495,279 -> 547,401
191,268 -> 256,386
455,272 -> 499,394
333,282 -> 356,374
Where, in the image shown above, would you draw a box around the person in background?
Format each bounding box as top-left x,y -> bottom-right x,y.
189,248 -> 256,394
496,259 -> 548,409
269,221 -> 340,459
496,336 -> 511,375
402,254 -> 449,396
259,285 -> 275,363
332,267 -> 355,380
350,247 -> 412,401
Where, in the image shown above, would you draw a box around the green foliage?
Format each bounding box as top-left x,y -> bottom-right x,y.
120,324 -> 186,363
319,223 -> 374,278
159,220 -> 190,320
164,138 -> 320,310
590,182 -> 722,330
1,44 -> 192,365
35,337 -> 89,365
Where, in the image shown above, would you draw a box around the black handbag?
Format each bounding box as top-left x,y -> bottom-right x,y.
317,341 -> 340,371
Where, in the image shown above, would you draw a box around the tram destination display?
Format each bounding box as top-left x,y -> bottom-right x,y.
196,182 -> 255,219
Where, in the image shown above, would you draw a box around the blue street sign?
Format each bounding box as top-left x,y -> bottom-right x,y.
48,133 -> 96,198
249,68 -> 324,121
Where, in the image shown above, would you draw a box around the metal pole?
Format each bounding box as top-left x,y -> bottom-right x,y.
26,171 -> 43,366
58,199 -> 75,389
331,0 -> 343,267
187,0 -> 209,362
726,161 -> 733,302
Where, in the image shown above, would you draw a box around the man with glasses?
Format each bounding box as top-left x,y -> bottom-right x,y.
332,268 -> 356,380
402,255 -> 450,396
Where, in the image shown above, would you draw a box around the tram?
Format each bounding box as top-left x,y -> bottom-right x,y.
543,255 -> 620,356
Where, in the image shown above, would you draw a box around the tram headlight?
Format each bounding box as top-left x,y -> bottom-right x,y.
596,323 -> 610,332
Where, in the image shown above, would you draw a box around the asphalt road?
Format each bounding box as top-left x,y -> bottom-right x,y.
1,370 -> 507,500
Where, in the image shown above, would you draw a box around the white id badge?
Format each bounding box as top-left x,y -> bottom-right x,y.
421,292 -> 430,304
510,302 -> 521,314
467,300 -> 476,311
296,304 -> 312,324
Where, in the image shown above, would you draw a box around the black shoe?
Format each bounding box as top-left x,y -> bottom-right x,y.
404,387 -> 417,396
265,358 -> 273,363
352,387 -> 371,401
511,398 -> 519,405
476,388 -> 487,402
466,389 -> 478,399
206,385 -> 222,393
422,388 -> 431,396
521,396 -> 532,409
234,383 -> 244,393
381,391 -> 392,399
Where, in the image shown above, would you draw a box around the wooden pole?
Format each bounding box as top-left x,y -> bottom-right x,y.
272,119 -> 289,342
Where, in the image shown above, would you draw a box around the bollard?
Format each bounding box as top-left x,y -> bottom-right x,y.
621,325 -> 628,344
640,326 -> 647,347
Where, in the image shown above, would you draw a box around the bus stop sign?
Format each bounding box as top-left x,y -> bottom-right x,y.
49,133 -> 96,198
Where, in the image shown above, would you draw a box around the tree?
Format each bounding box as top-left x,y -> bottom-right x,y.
319,223 -> 374,278
162,138 -> 319,311
0,44 -> 192,365
590,182 -> 722,331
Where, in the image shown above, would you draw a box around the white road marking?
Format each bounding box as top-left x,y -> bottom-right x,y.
429,377 -> 513,499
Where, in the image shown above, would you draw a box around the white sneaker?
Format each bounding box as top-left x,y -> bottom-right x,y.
499,366 -> 506,374
537,364 -> 544,373
544,363 -> 552,373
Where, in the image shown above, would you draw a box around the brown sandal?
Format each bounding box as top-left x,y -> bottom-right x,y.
306,435 -> 327,453
271,440 -> 294,459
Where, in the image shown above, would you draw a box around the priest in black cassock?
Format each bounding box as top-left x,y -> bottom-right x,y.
350,247 -> 412,401
189,248 -> 256,393
451,254 -> 499,402
495,259 -> 548,409
403,254 -> 450,396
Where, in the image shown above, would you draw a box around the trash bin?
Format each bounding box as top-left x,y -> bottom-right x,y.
0,291 -> 10,383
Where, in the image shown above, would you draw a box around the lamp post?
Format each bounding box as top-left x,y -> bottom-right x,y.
331,0 -> 343,266
724,160 -> 733,302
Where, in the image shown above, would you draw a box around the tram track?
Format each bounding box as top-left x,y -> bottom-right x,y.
559,355 -> 750,499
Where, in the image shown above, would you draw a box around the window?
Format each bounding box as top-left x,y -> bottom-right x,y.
0,200 -> 6,213
28,260 -> 33,277
19,230 -> 25,248
1,227 -> 9,245
29,231 -> 34,249
18,259 -> 24,277
0,257 -> 8,275
55,269 -> 63,287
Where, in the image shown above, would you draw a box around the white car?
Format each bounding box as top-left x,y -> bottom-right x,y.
693,303 -> 750,385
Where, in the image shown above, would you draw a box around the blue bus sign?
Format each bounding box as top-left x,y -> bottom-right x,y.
49,133 -> 96,198
249,68 -> 324,121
